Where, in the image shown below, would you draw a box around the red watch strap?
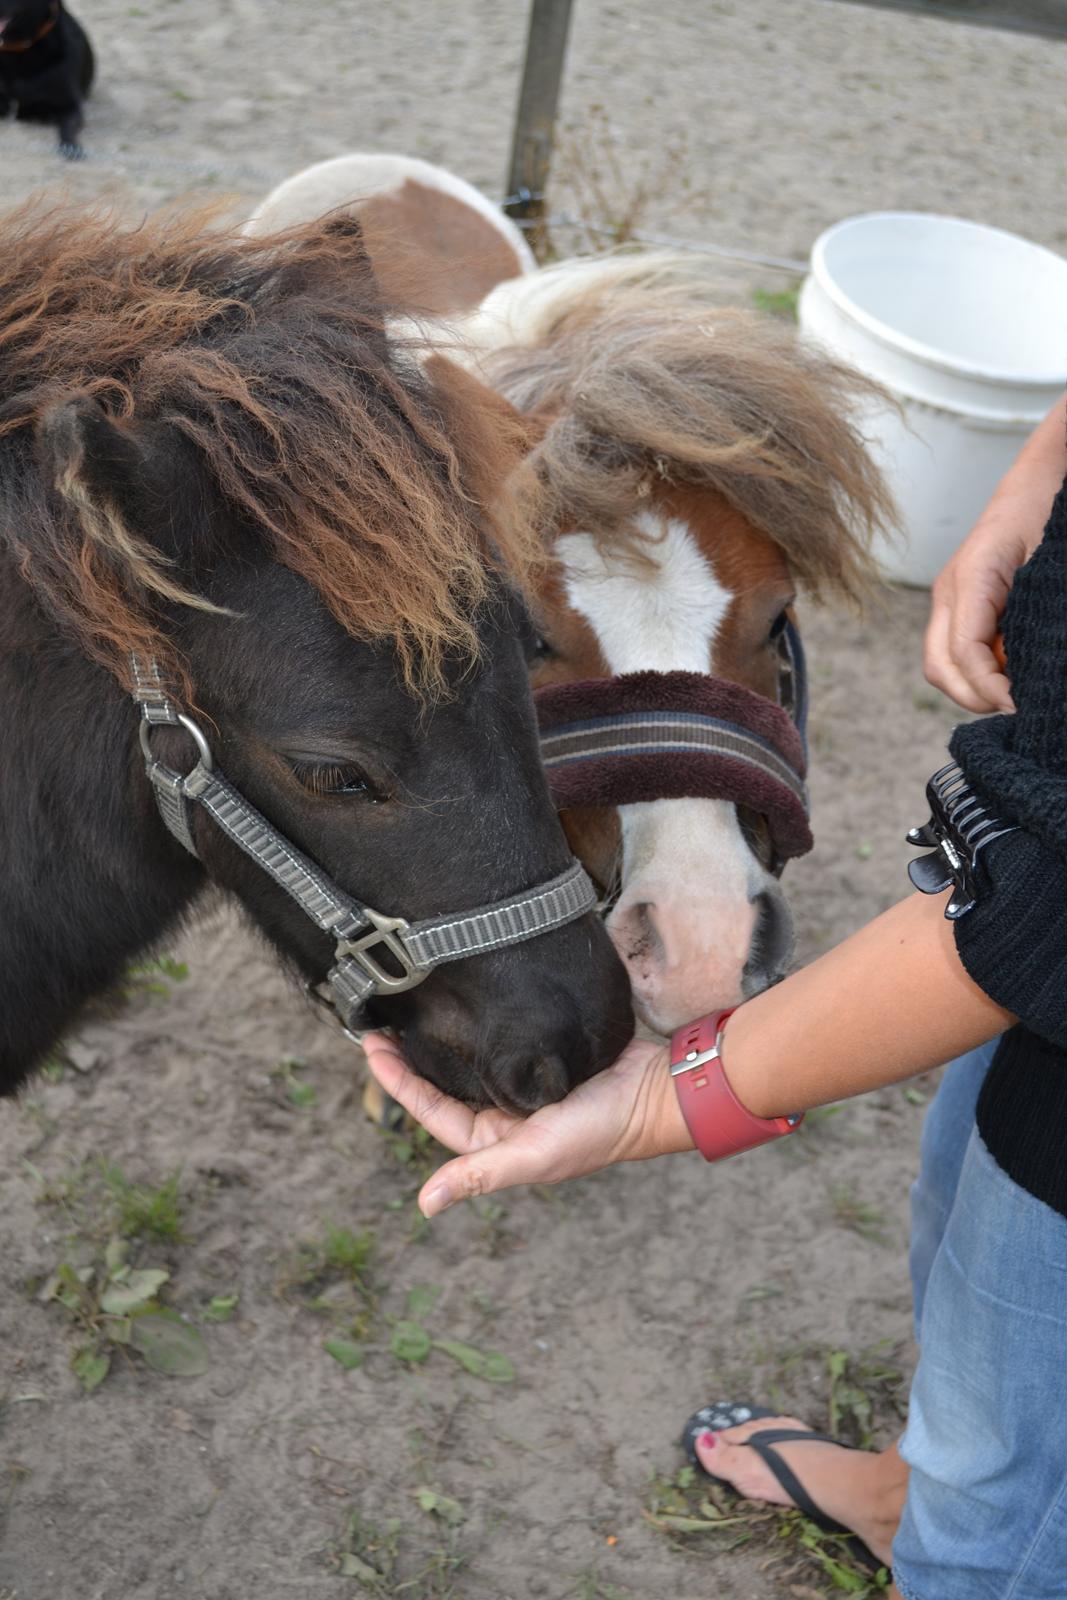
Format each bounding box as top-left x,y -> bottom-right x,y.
670,1009 -> 803,1162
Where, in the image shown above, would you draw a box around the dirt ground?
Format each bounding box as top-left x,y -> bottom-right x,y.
2,4 -> 1065,1598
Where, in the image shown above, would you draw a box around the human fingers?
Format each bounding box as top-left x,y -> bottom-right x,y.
360,1031 -> 489,1155
415,1041 -> 675,1217
945,575 -> 1015,713
923,596 -> 996,713
417,1119 -> 569,1218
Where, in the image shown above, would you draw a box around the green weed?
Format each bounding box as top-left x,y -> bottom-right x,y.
38,1235 -> 208,1392
752,283 -> 801,320
389,1285 -> 516,1385
826,1343 -> 906,1448
271,1055 -> 318,1108
103,1165 -> 186,1243
830,1184 -> 890,1245
119,954 -> 189,1002
644,1342 -> 905,1592
282,1224 -> 377,1354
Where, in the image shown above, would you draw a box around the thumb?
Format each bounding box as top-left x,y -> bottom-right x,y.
417,1127 -> 556,1218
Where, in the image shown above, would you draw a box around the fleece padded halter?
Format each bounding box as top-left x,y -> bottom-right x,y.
535,625 -> 812,864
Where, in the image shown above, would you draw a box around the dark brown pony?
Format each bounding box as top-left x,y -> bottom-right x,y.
0,203 -> 631,1109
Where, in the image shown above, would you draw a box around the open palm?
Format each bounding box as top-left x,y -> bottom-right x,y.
360,1031 -> 684,1217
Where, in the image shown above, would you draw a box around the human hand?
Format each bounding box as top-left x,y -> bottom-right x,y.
360,1031 -> 690,1217
924,396 -> 1067,713
924,509 -> 1030,713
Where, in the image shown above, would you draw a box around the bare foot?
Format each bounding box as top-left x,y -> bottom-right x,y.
694,1415 -> 907,1568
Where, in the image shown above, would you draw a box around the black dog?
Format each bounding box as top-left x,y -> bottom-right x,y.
0,0 -> 94,159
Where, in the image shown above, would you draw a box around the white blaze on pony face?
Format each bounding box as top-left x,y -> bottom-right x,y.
557,510 -> 786,1036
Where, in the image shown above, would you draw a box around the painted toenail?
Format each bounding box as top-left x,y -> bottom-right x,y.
698,1431 -> 717,1451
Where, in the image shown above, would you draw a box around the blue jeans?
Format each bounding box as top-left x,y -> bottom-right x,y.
892,1044 -> 1067,1599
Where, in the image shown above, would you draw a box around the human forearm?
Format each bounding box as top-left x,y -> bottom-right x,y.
719,890 -> 1014,1120
360,888 -> 1014,1217
985,396 -> 1067,522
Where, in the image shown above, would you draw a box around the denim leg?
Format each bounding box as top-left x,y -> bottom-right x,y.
908,1041 -> 999,1339
894,1129 -> 1067,1600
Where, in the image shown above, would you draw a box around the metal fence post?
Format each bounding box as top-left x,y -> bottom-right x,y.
504,0 -> 575,227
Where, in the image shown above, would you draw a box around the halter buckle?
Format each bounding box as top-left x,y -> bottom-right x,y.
335,908 -> 426,994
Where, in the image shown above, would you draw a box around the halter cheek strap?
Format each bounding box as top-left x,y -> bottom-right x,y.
130,656 -> 597,1032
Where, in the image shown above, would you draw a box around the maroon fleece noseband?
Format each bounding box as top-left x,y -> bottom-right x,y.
535,667 -> 812,864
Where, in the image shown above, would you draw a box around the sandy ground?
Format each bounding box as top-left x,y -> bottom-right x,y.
2,3 -> 1065,1598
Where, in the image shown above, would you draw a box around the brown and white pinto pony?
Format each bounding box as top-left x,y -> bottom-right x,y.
248,159 -> 894,1035
246,153 -> 534,316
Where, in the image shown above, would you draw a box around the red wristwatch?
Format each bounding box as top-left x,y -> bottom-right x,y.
670,1009 -> 804,1162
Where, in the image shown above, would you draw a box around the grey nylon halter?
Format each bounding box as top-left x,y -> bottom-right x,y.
131,656 -> 597,1033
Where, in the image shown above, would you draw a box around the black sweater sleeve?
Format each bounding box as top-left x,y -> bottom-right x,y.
948,475 -> 1067,1048
942,468 -> 1067,1217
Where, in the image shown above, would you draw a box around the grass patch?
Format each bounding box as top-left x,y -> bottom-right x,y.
644,1462 -> 889,1594
752,282 -> 801,320
103,1165 -> 186,1243
829,1184 -> 890,1246
329,1505 -> 469,1598
37,1234 -> 208,1392
827,1343 -> 905,1449
644,1342 -> 906,1593
281,1223 -> 378,1353
118,954 -> 189,1003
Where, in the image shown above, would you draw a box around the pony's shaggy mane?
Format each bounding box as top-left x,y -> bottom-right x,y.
460,252 -> 896,601
0,200 -> 539,697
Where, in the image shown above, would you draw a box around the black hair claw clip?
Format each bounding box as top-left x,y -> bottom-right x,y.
906,761 -> 1017,920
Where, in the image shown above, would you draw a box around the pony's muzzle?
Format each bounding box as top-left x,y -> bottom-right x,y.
384,913 -> 634,1113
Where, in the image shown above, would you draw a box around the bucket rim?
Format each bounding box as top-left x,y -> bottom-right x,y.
809,211 -> 1067,389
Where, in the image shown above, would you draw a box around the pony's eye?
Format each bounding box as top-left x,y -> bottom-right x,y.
532,634 -> 555,660
289,761 -> 377,800
768,611 -> 789,643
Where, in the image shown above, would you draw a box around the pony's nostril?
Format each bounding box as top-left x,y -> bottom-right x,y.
498,1051 -> 571,1113
614,900 -> 664,967
742,891 -> 795,996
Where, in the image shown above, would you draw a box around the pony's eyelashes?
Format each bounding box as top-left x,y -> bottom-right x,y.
768,610 -> 790,643
285,759 -> 385,803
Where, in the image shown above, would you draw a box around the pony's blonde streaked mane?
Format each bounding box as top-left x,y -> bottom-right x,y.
0,200 -> 541,699
453,252 -> 896,602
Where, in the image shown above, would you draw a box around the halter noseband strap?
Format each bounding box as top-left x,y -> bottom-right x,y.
130,656 -> 597,1032
535,626 -> 813,866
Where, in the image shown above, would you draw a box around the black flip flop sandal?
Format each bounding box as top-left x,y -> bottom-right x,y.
680,1400 -> 884,1576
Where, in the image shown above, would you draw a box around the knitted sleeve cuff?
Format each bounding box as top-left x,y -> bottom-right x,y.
950,716 -> 1067,861
952,829 -> 1067,1051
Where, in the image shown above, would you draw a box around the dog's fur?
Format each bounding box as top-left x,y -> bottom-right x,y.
0,0 -> 93,158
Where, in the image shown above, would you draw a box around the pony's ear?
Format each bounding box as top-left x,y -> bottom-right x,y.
35,394 -> 222,611
264,213 -> 381,304
253,212 -> 390,360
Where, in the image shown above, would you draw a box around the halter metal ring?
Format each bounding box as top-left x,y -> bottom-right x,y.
336,907 -> 427,994
139,712 -> 215,774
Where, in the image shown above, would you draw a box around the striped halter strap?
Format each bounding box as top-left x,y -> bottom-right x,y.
535,621 -> 812,871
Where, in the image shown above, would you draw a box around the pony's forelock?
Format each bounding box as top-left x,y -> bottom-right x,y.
463,252 -> 897,603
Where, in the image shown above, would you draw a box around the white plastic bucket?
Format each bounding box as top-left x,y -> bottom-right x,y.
798,212 -> 1067,585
